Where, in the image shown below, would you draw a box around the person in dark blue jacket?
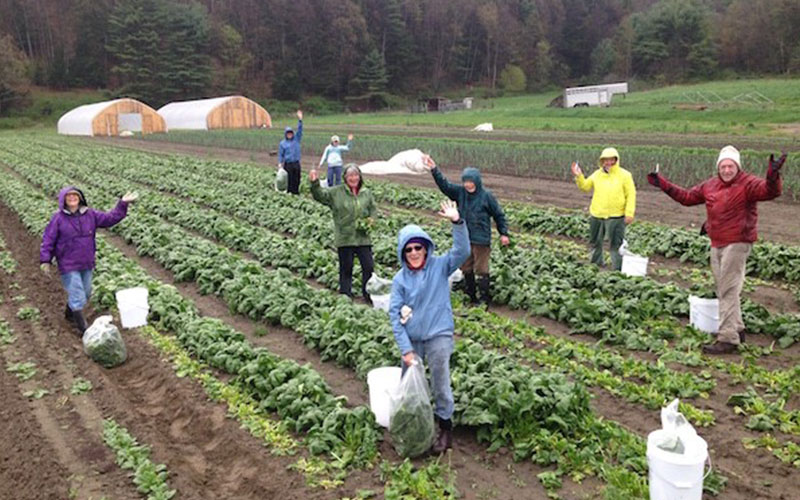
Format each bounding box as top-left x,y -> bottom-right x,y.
390,199 -> 470,454
424,155 -> 510,304
278,110 -> 304,194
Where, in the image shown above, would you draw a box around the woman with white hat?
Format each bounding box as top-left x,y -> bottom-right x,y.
647,146 -> 786,354
318,133 -> 354,186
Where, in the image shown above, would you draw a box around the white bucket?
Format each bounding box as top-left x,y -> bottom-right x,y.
647,430 -> 710,500
367,366 -> 401,428
689,296 -> 719,334
371,294 -> 390,312
621,254 -> 649,277
115,287 -> 149,329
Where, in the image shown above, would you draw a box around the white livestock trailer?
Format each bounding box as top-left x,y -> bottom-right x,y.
564,82 -> 628,108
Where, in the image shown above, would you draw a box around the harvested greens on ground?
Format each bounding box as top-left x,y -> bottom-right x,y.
83,316 -> 127,368
389,359 -> 435,458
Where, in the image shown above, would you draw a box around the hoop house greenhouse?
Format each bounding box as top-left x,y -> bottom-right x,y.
57,99 -> 166,136
158,96 -> 271,131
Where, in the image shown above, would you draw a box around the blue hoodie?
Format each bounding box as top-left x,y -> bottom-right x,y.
389,221 -> 470,355
279,120 -> 303,164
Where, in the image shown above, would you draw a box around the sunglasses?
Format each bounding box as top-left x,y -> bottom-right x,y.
404,244 -> 425,254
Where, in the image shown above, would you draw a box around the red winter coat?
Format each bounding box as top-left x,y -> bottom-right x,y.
652,167 -> 781,248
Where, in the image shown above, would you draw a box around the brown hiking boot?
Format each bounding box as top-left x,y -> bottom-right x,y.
702,341 -> 738,355
431,418 -> 453,454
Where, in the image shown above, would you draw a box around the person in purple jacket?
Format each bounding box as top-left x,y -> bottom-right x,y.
40,186 -> 138,334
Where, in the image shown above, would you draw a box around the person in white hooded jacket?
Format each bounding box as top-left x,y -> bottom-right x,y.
318,133 -> 354,186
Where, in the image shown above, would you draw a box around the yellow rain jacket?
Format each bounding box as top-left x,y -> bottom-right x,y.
575,148 -> 636,218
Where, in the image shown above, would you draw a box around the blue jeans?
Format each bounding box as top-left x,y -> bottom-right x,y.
401,334 -> 454,420
327,165 -> 343,186
61,270 -> 93,311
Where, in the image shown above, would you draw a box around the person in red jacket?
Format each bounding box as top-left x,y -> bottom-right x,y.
647,145 -> 786,354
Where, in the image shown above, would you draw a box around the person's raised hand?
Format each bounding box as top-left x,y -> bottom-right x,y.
571,161 -> 583,177
296,109 -> 303,120
122,191 -> 139,203
438,199 -> 460,222
422,154 -> 436,171
769,152 -> 787,172
647,163 -> 661,188
347,133 -> 354,141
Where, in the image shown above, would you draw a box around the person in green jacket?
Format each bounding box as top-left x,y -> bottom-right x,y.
310,163 -> 377,303
424,155 -> 510,304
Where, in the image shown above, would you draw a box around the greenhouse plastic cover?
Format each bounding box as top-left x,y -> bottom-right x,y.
158,96 -> 238,131
57,99 -> 126,136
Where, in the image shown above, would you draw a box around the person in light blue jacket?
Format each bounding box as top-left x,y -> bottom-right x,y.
318,133 -> 354,186
389,199 -> 470,454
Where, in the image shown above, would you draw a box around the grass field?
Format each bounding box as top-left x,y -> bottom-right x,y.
293,79 -> 800,136
0,87 -> 107,130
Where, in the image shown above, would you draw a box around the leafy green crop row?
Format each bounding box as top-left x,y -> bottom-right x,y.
139,129 -> 800,200
0,140 -> 665,496
12,139 -> 726,421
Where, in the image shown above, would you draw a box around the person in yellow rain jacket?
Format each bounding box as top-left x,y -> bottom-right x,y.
570,147 -> 636,271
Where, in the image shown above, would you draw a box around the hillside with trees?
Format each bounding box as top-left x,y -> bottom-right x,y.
1,0 -> 799,113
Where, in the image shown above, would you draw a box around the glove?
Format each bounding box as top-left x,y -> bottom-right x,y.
769,152 -> 787,172
647,172 -> 660,188
122,191 -> 139,203
40,263 -> 51,275
768,152 -> 787,180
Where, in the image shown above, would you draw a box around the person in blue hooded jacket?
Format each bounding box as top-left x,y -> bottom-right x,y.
389,199 -> 470,454
278,110 -> 304,194
424,155 -> 510,304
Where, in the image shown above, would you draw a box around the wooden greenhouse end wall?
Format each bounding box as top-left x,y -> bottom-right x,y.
91,99 -> 167,136
206,96 -> 272,129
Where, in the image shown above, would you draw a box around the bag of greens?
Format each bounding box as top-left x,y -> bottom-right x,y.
366,273 -> 393,296
389,356 -> 435,458
275,167 -> 288,192
82,316 -> 127,368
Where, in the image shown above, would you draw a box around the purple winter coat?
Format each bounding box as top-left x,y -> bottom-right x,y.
40,186 -> 129,274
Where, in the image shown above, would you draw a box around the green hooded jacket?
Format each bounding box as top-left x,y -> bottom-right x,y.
432,167 -> 508,246
311,166 -> 377,247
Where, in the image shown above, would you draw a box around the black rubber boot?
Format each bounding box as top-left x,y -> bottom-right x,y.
477,274 -> 491,305
65,304 -> 75,323
431,418 -> 453,454
464,272 -> 477,304
73,309 -> 88,336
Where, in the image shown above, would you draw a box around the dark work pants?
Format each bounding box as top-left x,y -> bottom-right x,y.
285,161 -> 301,195
337,245 -> 374,298
589,216 -> 626,270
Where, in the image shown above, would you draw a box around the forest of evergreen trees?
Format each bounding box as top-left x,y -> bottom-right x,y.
1,0 -> 799,113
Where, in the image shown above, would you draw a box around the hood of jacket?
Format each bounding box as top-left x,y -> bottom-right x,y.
396,224 -> 435,268
284,126 -> 295,140
59,186 -> 88,214
461,167 -> 483,192
598,147 -> 620,168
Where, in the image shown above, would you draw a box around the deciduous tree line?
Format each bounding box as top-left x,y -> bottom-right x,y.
1,0 -> 799,111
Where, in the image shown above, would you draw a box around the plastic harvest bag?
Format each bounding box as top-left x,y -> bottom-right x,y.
83,315 -> 127,368
655,399 -> 698,454
275,167 -> 288,192
366,272 -> 393,296
389,357 -> 436,458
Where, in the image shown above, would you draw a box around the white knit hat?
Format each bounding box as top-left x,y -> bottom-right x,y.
331,135 -> 340,143
716,145 -> 741,169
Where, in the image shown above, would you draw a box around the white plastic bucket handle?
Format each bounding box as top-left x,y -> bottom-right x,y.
650,454 -> 712,489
